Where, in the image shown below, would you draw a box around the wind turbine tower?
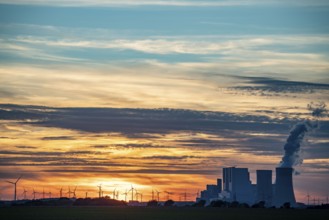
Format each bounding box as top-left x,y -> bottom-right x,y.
184,191 -> 188,201
59,187 -> 63,198
42,188 -> 45,199
5,175 -> 22,201
140,193 -> 143,202
116,190 -> 119,200
112,188 -> 116,199
97,185 -> 102,198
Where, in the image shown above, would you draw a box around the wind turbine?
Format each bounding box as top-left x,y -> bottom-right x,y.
111,188 -> 116,199
48,191 -> 52,198
155,190 -> 161,202
73,186 -> 77,198
22,188 -> 28,200
128,185 -> 136,201
122,190 -> 128,202
59,187 -> 63,198
183,191 -> 189,201
151,189 -> 155,200
164,191 -> 173,200
67,187 -> 73,198
306,192 -> 311,205
116,190 -> 119,200
136,192 -> 143,201
136,193 -> 142,202
42,188 -> 45,199
196,189 -> 200,199
97,184 -> 102,198
139,192 -> 143,203
5,175 -> 22,201
32,188 -> 38,200
134,189 -> 143,202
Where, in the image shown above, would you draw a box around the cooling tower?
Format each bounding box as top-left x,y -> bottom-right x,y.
273,167 -> 296,207
256,170 -> 272,205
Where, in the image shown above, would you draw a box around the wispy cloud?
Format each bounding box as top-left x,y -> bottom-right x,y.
227,76 -> 329,97
1,104 -> 328,154
12,35 -> 329,55
5,35 -> 328,79
1,0 -> 328,7
41,136 -> 76,140
2,35 -> 328,87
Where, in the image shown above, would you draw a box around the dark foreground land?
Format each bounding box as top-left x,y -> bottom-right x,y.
1,207 -> 328,220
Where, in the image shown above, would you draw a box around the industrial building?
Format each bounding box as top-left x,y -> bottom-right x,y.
221,167 -> 254,204
200,179 -> 222,201
198,167 -> 296,207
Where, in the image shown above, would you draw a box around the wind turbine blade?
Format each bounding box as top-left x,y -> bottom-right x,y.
15,175 -> 22,183
6,180 -> 16,184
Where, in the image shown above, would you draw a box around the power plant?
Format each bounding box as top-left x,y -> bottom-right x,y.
197,105 -> 327,207
198,166 -> 297,207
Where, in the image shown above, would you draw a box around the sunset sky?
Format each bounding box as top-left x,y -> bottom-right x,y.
0,0 -> 328,203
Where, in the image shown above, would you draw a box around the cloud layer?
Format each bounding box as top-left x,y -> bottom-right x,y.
1,0 -> 329,7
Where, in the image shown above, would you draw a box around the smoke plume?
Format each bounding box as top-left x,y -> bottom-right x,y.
279,102 -> 327,169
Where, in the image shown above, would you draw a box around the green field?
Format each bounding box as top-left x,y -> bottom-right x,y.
1,207 -> 328,220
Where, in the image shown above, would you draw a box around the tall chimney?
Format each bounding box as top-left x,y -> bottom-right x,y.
273,167 -> 296,207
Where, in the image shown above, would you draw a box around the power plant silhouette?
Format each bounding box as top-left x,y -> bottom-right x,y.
198,167 -> 297,207
198,104 -> 326,207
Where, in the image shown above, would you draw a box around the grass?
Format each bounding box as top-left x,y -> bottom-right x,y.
0,206 -> 328,220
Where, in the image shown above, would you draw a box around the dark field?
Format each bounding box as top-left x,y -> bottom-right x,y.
1,207 -> 328,220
